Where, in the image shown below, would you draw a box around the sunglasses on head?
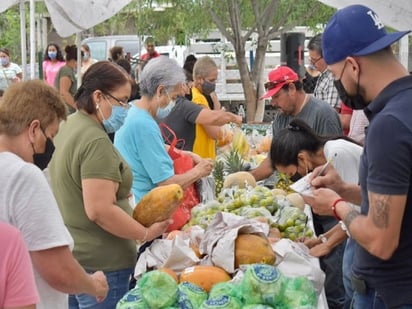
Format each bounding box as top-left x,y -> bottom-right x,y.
264,80 -> 294,91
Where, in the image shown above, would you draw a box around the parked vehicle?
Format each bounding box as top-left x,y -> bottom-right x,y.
81,35 -> 142,61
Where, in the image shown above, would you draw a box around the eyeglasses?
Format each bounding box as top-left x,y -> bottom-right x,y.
309,56 -> 323,65
104,92 -> 129,109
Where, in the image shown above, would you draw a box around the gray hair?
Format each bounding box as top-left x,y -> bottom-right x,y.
307,33 -> 323,56
139,56 -> 186,97
193,56 -> 217,79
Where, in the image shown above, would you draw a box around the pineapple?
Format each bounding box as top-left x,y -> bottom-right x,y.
213,160 -> 225,197
275,172 -> 294,194
223,150 -> 245,174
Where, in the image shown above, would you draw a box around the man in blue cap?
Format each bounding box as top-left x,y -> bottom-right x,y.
304,4 -> 412,308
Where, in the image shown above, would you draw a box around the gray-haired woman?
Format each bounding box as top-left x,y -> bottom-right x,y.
114,56 -> 213,228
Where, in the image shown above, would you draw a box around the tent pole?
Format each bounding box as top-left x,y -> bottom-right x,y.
19,0 -> 27,80
30,0 -> 35,79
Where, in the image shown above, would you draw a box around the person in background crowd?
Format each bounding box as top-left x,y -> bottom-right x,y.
0,47 -> 22,92
114,56 -> 213,204
305,5 -> 412,308
55,45 -> 80,114
0,80 -> 108,309
80,44 -> 97,79
302,63 -> 320,94
191,56 -> 222,159
183,54 -> 221,110
42,43 -> 65,87
116,58 -> 140,101
161,74 -> 241,153
307,34 -> 341,112
109,46 -> 124,63
250,65 -> 344,308
49,61 -> 170,308
339,102 -> 352,136
139,36 -> 160,71
0,221 -> 39,309
347,109 -> 369,145
270,118 -> 363,308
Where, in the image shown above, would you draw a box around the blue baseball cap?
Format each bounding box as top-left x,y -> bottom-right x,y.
322,4 -> 410,65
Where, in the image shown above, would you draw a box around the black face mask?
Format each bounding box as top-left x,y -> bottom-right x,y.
33,138 -> 55,170
333,60 -> 369,111
202,80 -> 216,95
290,172 -> 303,182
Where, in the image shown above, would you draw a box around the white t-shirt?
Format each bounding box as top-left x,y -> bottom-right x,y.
324,139 -> 363,210
0,62 -> 22,91
0,152 -> 73,309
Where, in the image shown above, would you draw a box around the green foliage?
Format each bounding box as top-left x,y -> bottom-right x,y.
0,6 -> 24,63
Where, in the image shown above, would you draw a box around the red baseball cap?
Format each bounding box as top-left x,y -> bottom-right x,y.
260,66 -> 299,99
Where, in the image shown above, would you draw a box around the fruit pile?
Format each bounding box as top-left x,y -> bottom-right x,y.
117,264 -> 318,309
184,185 -> 314,241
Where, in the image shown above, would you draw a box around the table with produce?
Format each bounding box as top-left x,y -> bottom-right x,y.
119,124 -> 328,309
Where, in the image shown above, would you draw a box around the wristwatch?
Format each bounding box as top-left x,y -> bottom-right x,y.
318,234 -> 328,243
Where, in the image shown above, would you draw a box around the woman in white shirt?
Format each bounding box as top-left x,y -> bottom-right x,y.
270,118 -> 363,309
0,47 -> 22,91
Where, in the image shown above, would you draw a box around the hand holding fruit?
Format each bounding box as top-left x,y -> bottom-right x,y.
145,219 -> 174,242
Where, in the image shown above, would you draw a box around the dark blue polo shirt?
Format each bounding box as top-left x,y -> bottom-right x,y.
354,75 -> 412,307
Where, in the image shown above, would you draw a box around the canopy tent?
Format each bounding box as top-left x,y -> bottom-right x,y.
318,0 -> 412,68
0,0 -> 132,79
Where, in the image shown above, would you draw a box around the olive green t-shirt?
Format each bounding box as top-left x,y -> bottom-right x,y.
49,112 -> 136,271
54,65 -> 77,114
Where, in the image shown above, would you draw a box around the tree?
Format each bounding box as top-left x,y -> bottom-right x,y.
124,0 -> 335,121
200,0 -> 335,121
0,5 -> 27,64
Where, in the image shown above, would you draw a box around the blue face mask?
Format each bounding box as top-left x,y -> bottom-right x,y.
0,57 -> 9,66
156,99 -> 176,119
101,105 -> 128,133
48,51 -> 57,59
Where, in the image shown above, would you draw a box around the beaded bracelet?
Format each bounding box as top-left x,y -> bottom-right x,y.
332,198 -> 345,221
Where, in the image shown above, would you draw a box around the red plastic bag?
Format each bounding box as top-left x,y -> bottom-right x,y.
160,123 -> 200,231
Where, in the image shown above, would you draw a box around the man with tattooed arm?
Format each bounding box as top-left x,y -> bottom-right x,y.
302,5 -> 412,309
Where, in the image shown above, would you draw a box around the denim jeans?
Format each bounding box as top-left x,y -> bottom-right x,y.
315,216 -> 345,309
69,268 -> 133,309
352,289 -> 412,309
343,238 -> 355,309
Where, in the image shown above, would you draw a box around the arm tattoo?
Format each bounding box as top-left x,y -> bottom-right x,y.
344,209 -> 360,229
371,195 -> 390,228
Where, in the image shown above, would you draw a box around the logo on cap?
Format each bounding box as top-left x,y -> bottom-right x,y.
367,10 -> 384,30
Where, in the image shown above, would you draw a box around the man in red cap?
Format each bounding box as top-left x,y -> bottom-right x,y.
251,65 -> 344,309
252,65 -> 342,181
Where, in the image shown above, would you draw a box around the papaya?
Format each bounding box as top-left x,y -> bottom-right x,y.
179,265 -> 231,292
234,233 -> 276,269
133,184 -> 184,227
